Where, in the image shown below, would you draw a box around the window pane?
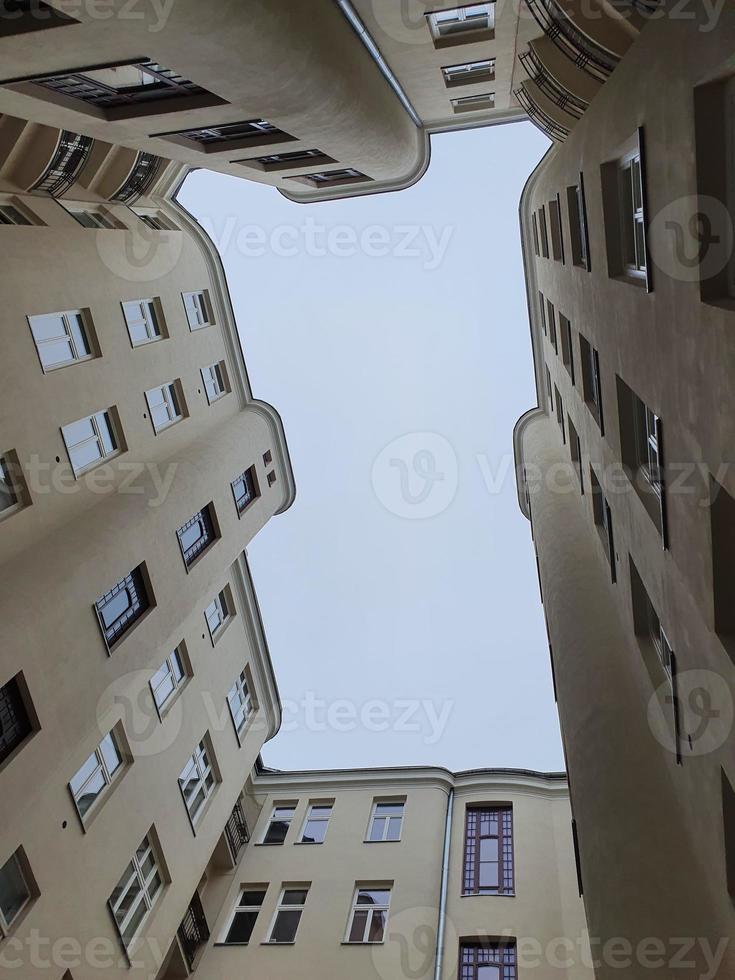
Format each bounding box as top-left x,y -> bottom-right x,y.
67,313 -> 90,356
357,889 -> 391,906
369,909 -> 386,942
95,412 -> 116,454
348,908 -> 368,943
100,589 -> 132,629
75,769 -> 106,816
226,908 -> 260,943
282,889 -> 307,905
479,861 -> 499,887
386,816 -> 402,840
100,733 -> 122,775
369,816 -> 386,841
69,750 -> 99,795
0,855 -> 29,925
271,909 -> 301,943
478,967 -> 501,980
302,819 -> 327,843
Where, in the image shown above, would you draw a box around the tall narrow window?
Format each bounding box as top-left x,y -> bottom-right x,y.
150,647 -> 189,715
201,361 -> 230,404
559,314 -> 575,384
0,849 -> 34,937
630,560 -> 673,678
94,564 -> 151,650
182,290 -> 213,330
204,587 -> 231,642
428,4 -> 495,43
145,381 -> 184,433
300,803 -> 333,844
122,298 -> 164,346
178,738 -> 217,826
109,834 -> 164,948
462,805 -> 514,895
222,887 -> 266,944
531,211 -> 540,256
28,310 -> 94,371
460,942 -> 517,980
176,503 -> 218,568
227,668 -> 254,740
579,335 -> 603,432
538,206 -> 549,258
548,196 -> 564,262
231,466 -> 259,516
567,175 -> 590,270
568,417 -> 583,492
617,377 -> 667,543
0,452 -> 27,521
619,150 -> 646,277
544,365 -> 553,412
538,291 -> 547,334
345,886 -> 391,944
367,800 -> 405,841
263,805 -> 296,845
69,729 -> 125,820
0,673 -> 35,765
267,886 -> 308,943
62,409 -> 120,475
554,385 -> 565,443
547,300 -> 557,353
722,770 -> 735,904
601,131 -> 650,288
591,468 -> 616,583
442,59 -> 495,86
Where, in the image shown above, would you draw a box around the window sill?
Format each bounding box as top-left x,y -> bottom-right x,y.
612,270 -> 648,289
362,838 -> 402,844
293,840 -> 324,845
260,941 -> 296,946
341,941 -> 386,946
253,841 -> 287,846
460,891 -> 516,898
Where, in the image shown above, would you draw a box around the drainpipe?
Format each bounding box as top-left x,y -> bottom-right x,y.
434,788 -> 454,980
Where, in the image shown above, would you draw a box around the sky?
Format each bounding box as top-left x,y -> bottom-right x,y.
179,121 -> 561,774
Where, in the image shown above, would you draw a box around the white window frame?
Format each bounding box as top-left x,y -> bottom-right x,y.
262,804 -> 296,844
344,885 -> 392,944
109,835 -> 163,948
0,851 -> 32,937
634,403 -> 662,494
618,149 -> 647,278
299,802 -> 333,844
429,4 -> 494,38
150,647 -> 188,716
61,409 -> 120,476
145,381 -> 184,433
201,361 -> 229,404
122,298 -> 163,347
27,309 -> 94,372
205,587 -> 231,642
183,290 -> 212,330
442,59 -> 494,83
69,208 -> 116,229
266,886 -> 309,944
221,886 -> 267,945
69,730 -> 124,822
366,800 -> 405,842
227,668 -> 254,738
451,92 -> 495,112
178,738 -> 216,827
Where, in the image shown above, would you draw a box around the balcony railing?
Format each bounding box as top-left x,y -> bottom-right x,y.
31,130 -> 93,197
111,151 -> 161,203
34,61 -> 208,110
524,0 -> 619,81
515,86 -> 570,143
224,799 -> 250,862
519,48 -> 587,120
177,892 -> 209,971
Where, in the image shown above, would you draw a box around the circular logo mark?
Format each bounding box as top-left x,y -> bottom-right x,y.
648,668 -> 733,757
96,670 -> 184,758
96,224 -> 184,283
648,194 -> 733,284
371,905 -> 453,980
372,432 -> 458,519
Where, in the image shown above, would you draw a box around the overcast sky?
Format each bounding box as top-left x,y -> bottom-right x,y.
179,122 -> 561,774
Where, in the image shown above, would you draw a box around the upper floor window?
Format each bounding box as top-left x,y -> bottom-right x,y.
559,314 -> 574,383
145,380 -> 185,433
94,563 -> 151,651
182,290 -> 213,330
462,805 -> 514,895
547,300 -> 557,353
69,728 -> 125,822
122,298 -> 165,346
240,148 -> 334,172
428,4 -> 494,43
568,416 -> 583,491
68,208 -> 117,229
263,805 -> 296,845
0,673 -> 36,767
231,466 -> 259,516
150,646 -> 189,716
590,467 -> 616,582
538,291 -> 546,334
0,203 -> 32,225
109,833 -> 164,948
367,800 -> 404,842
222,887 -> 266,944
554,385 -> 565,443
567,175 -> 590,270
616,377 -> 667,543
204,586 -> 232,643
442,59 -> 495,86
451,92 -> 495,113
132,210 -> 172,230
294,168 -> 370,188
0,451 -> 28,521
178,737 -> 217,826
300,803 -> 333,844
601,131 -> 651,288
548,196 -> 565,262
0,849 -> 35,937
460,941 -> 517,980
538,206 -> 549,258
28,309 -> 95,372
62,408 -> 121,476
531,212 -> 540,257
267,886 -> 308,943
630,561 -> 672,678
579,335 -> 603,431
722,770 -> 735,904
163,119 -> 295,150
345,886 -> 391,944
201,361 -> 230,404
544,365 -> 553,412
176,503 -> 218,568
227,668 -> 254,740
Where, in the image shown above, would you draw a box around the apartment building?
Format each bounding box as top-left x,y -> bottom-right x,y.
514,5 -> 735,979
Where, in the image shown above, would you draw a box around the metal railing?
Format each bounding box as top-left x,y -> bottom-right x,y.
524,0 -> 619,81
177,892 -> 209,971
31,130 -> 93,197
515,86 -> 570,143
519,48 -> 587,119
224,799 -> 250,862
111,151 -> 161,203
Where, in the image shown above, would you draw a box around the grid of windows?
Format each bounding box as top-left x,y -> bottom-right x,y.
0,850 -> 32,937
0,675 -> 32,765
463,806 -> 514,895
227,668 -> 253,737
300,803 -> 332,844
460,942 -> 517,980
145,381 -> 183,432
267,886 -> 308,943
204,588 -> 230,641
176,504 -> 217,567
122,298 -> 163,346
367,800 -> 404,841
178,739 -> 216,825
28,310 -> 92,371
150,648 -> 187,713
223,887 -> 266,944
345,886 -> 391,944
109,835 -> 163,947
69,730 -> 123,819
94,565 -> 150,649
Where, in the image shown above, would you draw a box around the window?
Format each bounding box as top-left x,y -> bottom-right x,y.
616,377 -> 667,542
69,208 -> 116,229
176,503 -> 218,568
559,314 -> 575,383
568,417 -> 583,491
0,203 -> 32,225
345,886 -> 391,944
182,290 -> 212,330
442,59 -> 495,85
227,668 -> 254,739
0,673 -> 35,766
300,803 -> 332,844
292,168 -> 370,188
531,212 -> 540,257
567,175 -> 590,270
722,770 -> 735,904
538,291 -> 546,334
201,361 -> 230,404
222,887 -> 266,944
161,119 -> 295,150
367,800 -> 404,841
267,471 -> 277,487
178,738 -> 217,826
618,150 -> 647,276
145,381 -> 184,433
150,647 -> 189,715
0,850 -> 33,937
601,131 -> 650,287
590,468 -> 616,582
122,298 -> 164,346
62,408 -> 120,475
231,466 -> 259,516
0,451 -> 27,521
267,886 -> 308,943
538,206 -> 549,258
579,335 -> 603,431
547,300 -> 557,353
548,196 -> 565,262
94,564 -> 151,650
204,587 -> 231,642
554,385 -> 565,443
460,941 -> 517,980
262,805 -> 296,845
544,365 -> 553,412
630,560 -> 672,677
428,4 -> 495,44
236,148 -> 335,171
451,92 -> 495,113
132,210 -> 172,230
69,729 -> 124,821
462,805 -> 514,895
109,834 -> 163,948
710,476 -> 735,639
28,309 -> 94,371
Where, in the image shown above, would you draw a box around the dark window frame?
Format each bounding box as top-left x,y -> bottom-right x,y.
94,564 -> 152,652
459,940 -> 517,980
462,805 -> 514,896
176,503 -> 219,570
231,466 -> 259,517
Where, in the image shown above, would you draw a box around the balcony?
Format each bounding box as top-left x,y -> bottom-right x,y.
519,47 -> 587,120
177,892 -> 209,972
30,130 -> 93,196
110,151 -> 161,203
224,799 -> 250,863
515,84 -> 571,143
524,0 -> 619,81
